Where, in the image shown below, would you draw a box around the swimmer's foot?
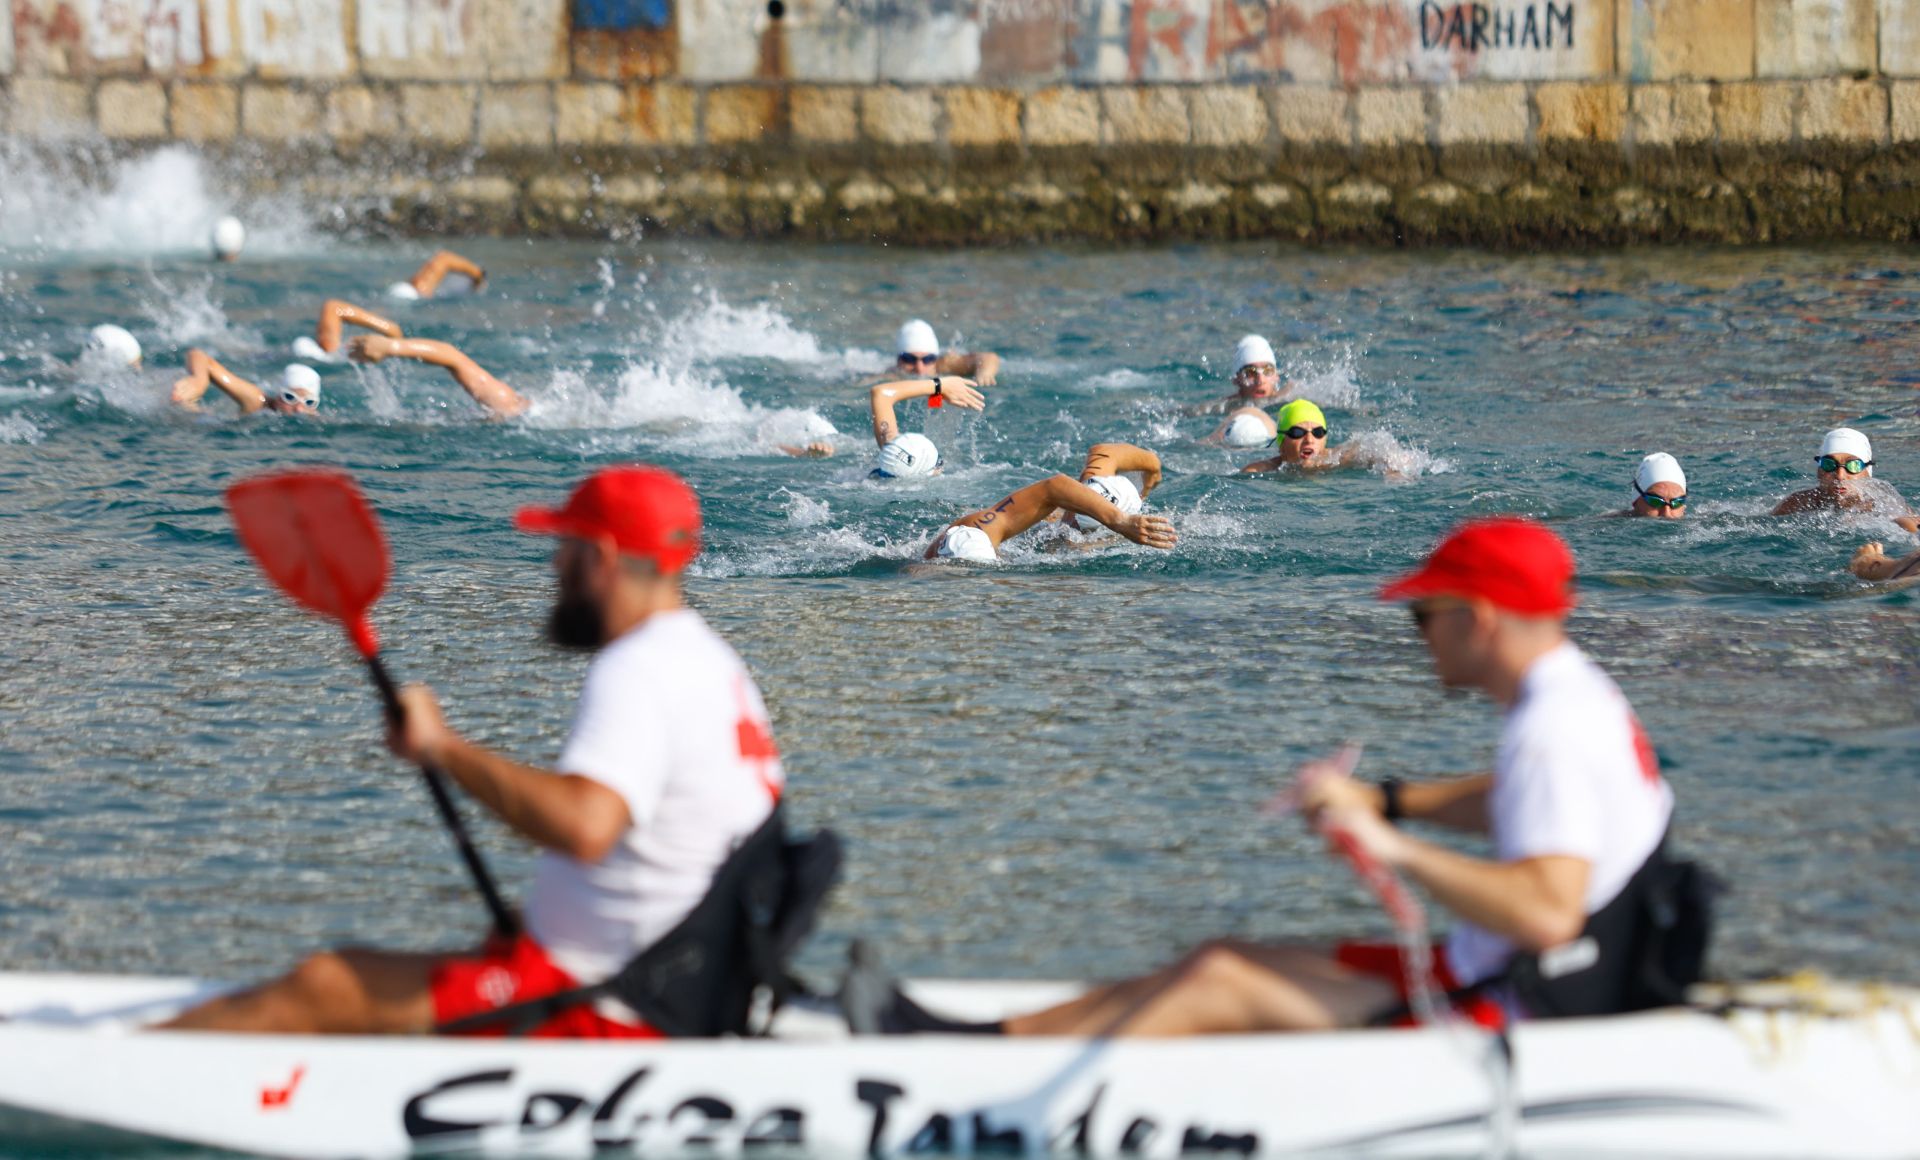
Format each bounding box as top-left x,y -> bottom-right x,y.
838,941 -> 1001,1036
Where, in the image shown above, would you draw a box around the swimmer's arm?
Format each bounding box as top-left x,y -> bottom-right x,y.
1080,443 -> 1163,495
940,351 -> 999,386
316,299 -> 401,353
1239,456 -> 1284,474
410,250 -> 485,297
170,349 -> 266,414
779,441 -> 835,458
868,376 -> 984,446
349,335 -> 526,417
1772,490 -> 1818,515
1043,475 -> 1177,549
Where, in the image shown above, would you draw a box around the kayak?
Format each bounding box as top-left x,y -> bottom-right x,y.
1,972 -> 1916,1158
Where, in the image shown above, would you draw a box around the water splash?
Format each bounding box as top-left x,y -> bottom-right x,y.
136,272 -> 259,351
0,414 -> 44,444
1342,428 -> 1453,477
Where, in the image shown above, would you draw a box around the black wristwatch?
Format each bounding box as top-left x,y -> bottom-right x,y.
930,376 -> 943,397
1379,778 -> 1404,822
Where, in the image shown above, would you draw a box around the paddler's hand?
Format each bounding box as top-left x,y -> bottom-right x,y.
1292,746 -> 1372,823
1319,803 -> 1410,869
933,377 -> 985,411
386,683 -> 453,767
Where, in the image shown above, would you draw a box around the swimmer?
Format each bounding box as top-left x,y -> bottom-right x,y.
1623,453 -> 1688,519
210,216 -> 245,262
293,299 -> 404,362
865,371 -> 986,478
1849,542 -> 1920,582
384,250 -> 486,302
1192,335 -> 1295,416
924,443 -> 1177,562
346,334 -> 527,418
875,320 -> 1000,387
84,324 -> 143,368
1772,428 -> 1920,533
1238,400 -> 1346,473
170,351 -> 320,415
1209,406 -> 1278,449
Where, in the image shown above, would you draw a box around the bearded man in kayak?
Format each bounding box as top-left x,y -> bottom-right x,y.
860,517 -> 1680,1034
162,466 -> 785,1038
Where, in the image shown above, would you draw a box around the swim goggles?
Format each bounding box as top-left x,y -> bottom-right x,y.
1818,455 -> 1870,474
1283,425 -> 1328,440
898,353 -> 938,368
1634,484 -> 1686,510
280,390 -> 316,409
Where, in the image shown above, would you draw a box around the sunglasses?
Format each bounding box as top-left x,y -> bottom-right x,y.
1818,455 -> 1870,475
1283,425 -> 1328,440
898,353 -> 938,367
1635,484 -> 1686,510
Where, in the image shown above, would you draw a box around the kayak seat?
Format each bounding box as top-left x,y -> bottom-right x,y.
436,806 -> 841,1038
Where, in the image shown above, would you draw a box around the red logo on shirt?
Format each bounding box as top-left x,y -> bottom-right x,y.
1629,715 -> 1661,786
735,678 -> 784,802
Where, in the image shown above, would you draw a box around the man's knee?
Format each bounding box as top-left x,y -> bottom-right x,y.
1176,939 -> 1258,987
284,950 -> 361,1006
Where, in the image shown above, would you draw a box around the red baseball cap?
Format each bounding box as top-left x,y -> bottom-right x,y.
514,466 -> 702,574
1378,517 -> 1576,615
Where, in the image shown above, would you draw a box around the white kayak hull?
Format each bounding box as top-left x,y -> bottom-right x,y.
0,972 -> 1915,1158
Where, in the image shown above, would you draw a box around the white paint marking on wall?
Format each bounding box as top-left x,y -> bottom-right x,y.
0,0 -> 11,75
240,0 -> 349,75
361,0 -> 473,63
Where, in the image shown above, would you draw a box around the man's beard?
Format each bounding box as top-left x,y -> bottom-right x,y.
545,590 -> 605,651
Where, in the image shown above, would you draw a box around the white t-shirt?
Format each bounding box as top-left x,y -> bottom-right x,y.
1447,642 -> 1674,985
524,609 -> 783,982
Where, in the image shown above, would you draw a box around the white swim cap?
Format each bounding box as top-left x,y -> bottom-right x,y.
872,433 -> 940,479
1821,428 -> 1872,473
1223,410 -> 1276,448
896,319 -> 940,357
935,524 -> 997,563
1083,473 -> 1143,515
86,324 -> 142,367
385,281 -> 422,302
1233,334 -> 1277,372
289,335 -> 344,364
1634,452 -> 1687,496
281,363 -> 321,406
210,216 -> 246,261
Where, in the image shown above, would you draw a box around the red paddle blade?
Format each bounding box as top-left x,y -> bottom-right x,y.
226,470 -> 389,656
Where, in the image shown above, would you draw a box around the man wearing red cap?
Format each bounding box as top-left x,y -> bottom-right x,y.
164,466 -> 784,1037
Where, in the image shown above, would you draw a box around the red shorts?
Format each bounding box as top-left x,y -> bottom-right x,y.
1335,941 -> 1507,1030
431,935 -> 664,1040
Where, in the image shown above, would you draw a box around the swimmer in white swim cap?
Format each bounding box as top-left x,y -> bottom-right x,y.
864,367 -> 986,476
170,351 -> 322,415
1773,427 -> 1920,531
347,334 -> 526,418
862,319 -> 1001,387
1210,406 -> 1278,449
871,432 -> 941,479
384,250 -> 487,302
925,442 -> 1176,562
1193,334 -> 1296,415
86,324 -> 143,368
211,216 -> 246,262
297,298 -> 404,362
1625,453 -> 1688,519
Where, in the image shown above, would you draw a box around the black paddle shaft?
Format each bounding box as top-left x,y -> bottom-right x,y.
364,653 -> 522,940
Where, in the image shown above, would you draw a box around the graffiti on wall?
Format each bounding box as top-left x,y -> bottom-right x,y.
361,0 -> 474,64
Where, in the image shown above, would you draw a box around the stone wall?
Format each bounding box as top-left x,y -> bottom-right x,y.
7,1 -> 1920,244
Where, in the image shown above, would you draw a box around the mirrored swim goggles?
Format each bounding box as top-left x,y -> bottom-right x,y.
1282,425 -> 1328,440
1634,483 -> 1686,510
1818,455 -> 1871,474
898,353 -> 938,368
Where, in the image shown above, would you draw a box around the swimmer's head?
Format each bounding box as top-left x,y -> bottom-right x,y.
1083,473 -> 1143,516
210,216 -> 246,262
1818,428 -> 1873,487
1232,334 -> 1279,400
1222,409 -> 1276,449
275,364 -> 321,412
1631,453 -> 1687,519
86,324 -> 143,368
895,319 -> 940,374
934,523 -> 998,564
1273,399 -> 1328,464
385,281 -> 422,302
871,432 -> 940,479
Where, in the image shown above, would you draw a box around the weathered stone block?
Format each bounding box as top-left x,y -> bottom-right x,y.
1536,82 -> 1626,142
401,84 -> 478,144
241,1 -> 353,80
1620,0 -> 1756,80
328,85 -> 401,141
1630,83 -> 1714,145
483,0 -> 569,79
861,87 -> 936,146
556,83 -> 621,144
1189,86 -> 1267,147
1717,83 -> 1797,144
242,85 -> 322,142
98,79 -> 168,139
1356,89 -> 1426,146
1755,0 -> 1874,77
358,0 -> 487,80
1885,1 -> 1920,76
706,87 -> 783,145
479,83 -> 553,148
792,86 -> 860,144
946,88 -> 1021,147
1101,88 -> 1188,145
628,84 -> 697,146
570,28 -> 677,80
171,82 -> 239,142
1026,87 -> 1099,146
1800,77 -> 1886,143
1435,85 -> 1529,145
1893,81 -> 1920,141
446,175 -> 519,206
10,78 -> 89,138
1270,88 -> 1347,144
785,20 -> 881,83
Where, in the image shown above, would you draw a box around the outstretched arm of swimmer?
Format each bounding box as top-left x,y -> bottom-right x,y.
1041,474 -> 1177,548
408,250 -> 486,297
1850,541 -> 1920,580
1080,443 -> 1163,496
170,349 -> 267,414
939,351 -> 999,386
349,335 -> 527,417
868,375 -> 984,447
315,299 -> 402,354
1238,455 -> 1285,474
387,684 -> 629,862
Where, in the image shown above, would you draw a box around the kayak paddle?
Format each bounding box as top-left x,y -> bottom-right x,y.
226,468 -> 520,939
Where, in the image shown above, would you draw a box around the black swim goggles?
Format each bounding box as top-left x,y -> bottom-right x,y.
898,353 -> 938,368
1634,483 -> 1686,510
1282,425 -> 1328,440
1818,455 -> 1870,475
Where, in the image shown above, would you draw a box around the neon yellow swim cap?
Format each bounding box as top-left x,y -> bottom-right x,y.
1275,399 -> 1326,433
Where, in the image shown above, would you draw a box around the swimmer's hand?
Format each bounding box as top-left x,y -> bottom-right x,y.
1118,513 -> 1177,550
168,375 -> 206,410
780,441 -> 836,458
934,377 -> 985,411
1851,541 -> 1896,580
347,335 -> 396,363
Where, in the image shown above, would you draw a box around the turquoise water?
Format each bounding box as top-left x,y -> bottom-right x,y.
1,156 -> 1917,1019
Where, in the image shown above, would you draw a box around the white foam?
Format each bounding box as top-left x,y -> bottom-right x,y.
1087,369 -> 1155,390
666,291 -> 875,373
0,415 -> 44,444
1284,346 -> 1365,409
136,273 -> 259,350
1341,428 -> 1453,478
781,489 -> 832,527
520,360 -> 837,457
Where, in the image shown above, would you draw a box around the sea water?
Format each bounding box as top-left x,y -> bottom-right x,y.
1,146 -> 1916,1012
